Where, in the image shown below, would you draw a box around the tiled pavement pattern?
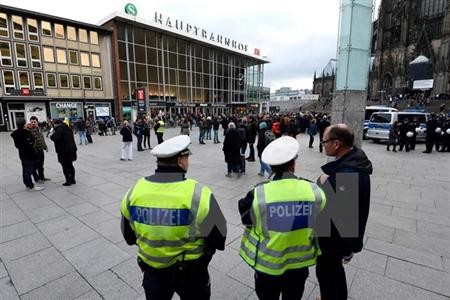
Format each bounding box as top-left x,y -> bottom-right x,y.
1,128 -> 449,300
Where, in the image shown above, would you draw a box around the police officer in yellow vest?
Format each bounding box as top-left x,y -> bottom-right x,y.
154,117 -> 165,144
238,136 -> 326,299
120,135 -> 227,299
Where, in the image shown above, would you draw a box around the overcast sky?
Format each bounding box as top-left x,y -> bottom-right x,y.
5,0 -> 381,91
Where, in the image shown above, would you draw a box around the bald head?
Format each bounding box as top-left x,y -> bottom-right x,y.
325,124 -> 354,148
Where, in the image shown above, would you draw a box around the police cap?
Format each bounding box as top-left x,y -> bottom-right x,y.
151,135 -> 192,158
262,136 -> 299,166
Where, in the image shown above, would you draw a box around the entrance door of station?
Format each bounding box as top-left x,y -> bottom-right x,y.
9,110 -> 25,130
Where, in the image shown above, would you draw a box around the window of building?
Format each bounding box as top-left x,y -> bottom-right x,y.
91,53 -> 100,67
27,18 -> 39,41
421,0 -> 447,17
93,76 -> 102,90
69,50 -> 78,65
2,70 -> 15,93
71,74 -> 81,89
79,28 -> 88,43
46,73 -> 57,88
54,24 -> 64,39
43,46 -> 54,62
80,51 -> 90,66
83,76 -> 91,89
56,48 -> 67,64
32,72 -> 44,90
0,41 -> 12,66
41,21 -> 52,36
12,16 -> 24,39
59,73 -> 69,88
15,43 -> 27,67
67,26 -> 76,41
0,13 -> 8,37
18,71 -> 30,88
90,31 -> 98,44
29,44 -> 42,68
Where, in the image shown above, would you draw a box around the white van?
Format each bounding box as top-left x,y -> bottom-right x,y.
366,111 -> 430,142
364,106 -> 398,138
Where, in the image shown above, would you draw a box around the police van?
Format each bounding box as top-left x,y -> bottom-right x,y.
364,106 -> 398,139
366,111 -> 430,142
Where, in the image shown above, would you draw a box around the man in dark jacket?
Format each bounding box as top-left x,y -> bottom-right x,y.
28,116 -> 50,182
423,113 -> 439,153
222,122 -> 242,177
318,115 -> 331,153
315,124 -> 372,300
50,119 -> 78,186
246,116 -> 258,161
11,118 -> 43,191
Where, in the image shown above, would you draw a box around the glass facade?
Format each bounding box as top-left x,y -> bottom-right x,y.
116,23 -> 265,112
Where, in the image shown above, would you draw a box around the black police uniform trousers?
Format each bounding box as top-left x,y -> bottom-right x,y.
254,268 -> 309,300
140,256 -> 211,300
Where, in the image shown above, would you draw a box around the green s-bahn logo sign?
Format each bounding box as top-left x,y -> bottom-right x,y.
124,3 -> 137,16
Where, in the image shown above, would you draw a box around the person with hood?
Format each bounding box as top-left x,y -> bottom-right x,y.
318,115 -> 331,153
222,122 -> 242,177
307,118 -> 318,148
256,122 -> 273,177
11,118 -> 43,191
246,116 -> 258,161
28,116 -> 50,182
50,119 -> 78,186
315,124 -> 373,300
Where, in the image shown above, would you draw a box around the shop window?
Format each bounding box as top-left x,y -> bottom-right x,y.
54,24 -> 64,39
46,73 -> 57,88
80,51 -> 90,66
18,71 -> 30,88
67,26 -> 76,41
15,43 -> 27,67
29,44 -> 42,68
12,15 -> 24,39
93,76 -> 102,90
71,74 -> 81,89
2,70 -> 15,94
41,21 -> 52,36
79,28 -> 88,43
59,74 -> 69,88
27,18 -> 39,41
56,48 -> 67,64
69,50 -> 78,65
90,31 -> 98,45
91,53 -> 100,67
83,76 -> 91,89
0,41 -> 12,66
0,13 -> 8,37
32,72 -> 44,90
43,46 -> 54,63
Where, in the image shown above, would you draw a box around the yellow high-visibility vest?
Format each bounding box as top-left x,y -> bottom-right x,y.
156,120 -> 165,133
240,178 -> 326,275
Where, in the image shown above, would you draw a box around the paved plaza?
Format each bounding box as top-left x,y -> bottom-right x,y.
1,127 -> 449,300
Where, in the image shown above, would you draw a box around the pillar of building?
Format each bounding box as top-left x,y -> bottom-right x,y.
332,0 -> 374,148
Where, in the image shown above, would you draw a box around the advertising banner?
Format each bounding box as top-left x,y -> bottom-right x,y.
25,103 -> 47,123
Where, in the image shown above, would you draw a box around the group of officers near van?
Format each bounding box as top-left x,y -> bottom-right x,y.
120,123 -> 373,300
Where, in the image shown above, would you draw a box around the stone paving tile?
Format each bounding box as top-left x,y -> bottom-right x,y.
0,276 -> 19,300
226,261 -> 255,288
365,238 -> 444,270
101,201 -> 122,218
65,202 -> 100,217
385,257 -> 450,297
4,247 -> 73,295
349,269 -> 448,300
74,290 -> 103,300
369,202 -> 393,214
92,218 -> 123,243
0,208 -> 28,227
392,207 -> 450,226
372,196 -> 417,210
88,269 -> 139,299
11,193 -> 53,210
393,228 -> 450,257
78,209 -> 117,227
0,261 -> 7,278
0,199 -> 18,211
62,238 -> 130,278
0,220 -> 38,243
210,267 -> 254,300
35,215 -> 82,236
22,204 -> 67,224
364,221 -> 395,243
111,258 -> 144,294
417,204 -> 450,217
444,257 -> 450,273
20,271 -> 91,300
46,223 -> 100,252
348,249 -> 388,275
0,231 -> 51,261
210,246 -> 243,273
368,211 -> 417,232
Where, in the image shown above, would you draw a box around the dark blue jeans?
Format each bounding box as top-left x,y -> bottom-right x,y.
21,160 -> 35,188
227,162 -> 241,174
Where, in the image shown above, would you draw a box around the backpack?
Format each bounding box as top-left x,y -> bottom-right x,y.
264,130 -> 276,147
